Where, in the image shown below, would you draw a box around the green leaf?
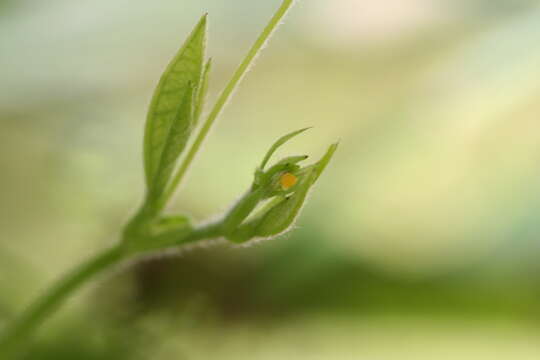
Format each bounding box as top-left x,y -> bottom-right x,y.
259,127 -> 311,170
158,0 -> 297,202
144,14 -> 207,190
194,58 -> 212,126
151,85 -> 195,200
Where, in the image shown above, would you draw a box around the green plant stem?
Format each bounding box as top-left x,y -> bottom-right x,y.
0,1 -> 299,356
0,245 -> 123,357
0,222 -> 225,357
160,0 -> 295,208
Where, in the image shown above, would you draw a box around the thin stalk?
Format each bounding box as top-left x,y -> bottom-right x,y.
0,1 -> 300,356
160,0 -> 295,207
0,222 -> 225,357
0,245 -> 124,357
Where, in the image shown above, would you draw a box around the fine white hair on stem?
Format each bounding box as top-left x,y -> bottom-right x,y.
133,237 -> 228,265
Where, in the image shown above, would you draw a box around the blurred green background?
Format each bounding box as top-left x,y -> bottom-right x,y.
2,0 -> 540,358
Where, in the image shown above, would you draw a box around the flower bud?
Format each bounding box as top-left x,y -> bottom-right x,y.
224,138 -> 338,243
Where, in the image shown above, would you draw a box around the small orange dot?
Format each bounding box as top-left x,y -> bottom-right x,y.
280,172 -> 298,190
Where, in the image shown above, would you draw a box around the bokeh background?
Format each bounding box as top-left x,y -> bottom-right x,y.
2,0 -> 540,358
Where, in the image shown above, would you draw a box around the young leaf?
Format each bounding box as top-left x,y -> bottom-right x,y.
166,0 -> 298,197
194,58 -> 212,126
160,59 -> 212,204
144,14 -> 207,190
151,85 -> 195,201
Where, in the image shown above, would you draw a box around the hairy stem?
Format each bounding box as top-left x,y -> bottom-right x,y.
0,245 -> 124,357
161,0 -> 295,207
0,1 -> 300,357
0,222 -> 225,357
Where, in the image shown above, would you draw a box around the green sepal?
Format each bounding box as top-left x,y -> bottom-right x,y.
226,196 -> 286,243
254,155 -> 307,190
259,127 -> 311,170
226,142 -> 338,243
256,142 -> 337,237
221,188 -> 266,236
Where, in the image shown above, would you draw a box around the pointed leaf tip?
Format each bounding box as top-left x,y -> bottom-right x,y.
260,127 -> 312,170
143,14 -> 208,195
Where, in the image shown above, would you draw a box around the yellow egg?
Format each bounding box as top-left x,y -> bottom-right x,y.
280,172 -> 298,190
